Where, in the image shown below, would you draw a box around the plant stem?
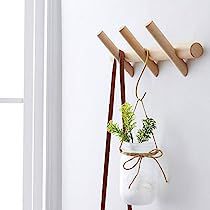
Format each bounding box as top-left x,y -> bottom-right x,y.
130,132 -> 134,143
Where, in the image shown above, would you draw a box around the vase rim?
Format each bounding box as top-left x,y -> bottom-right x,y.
121,141 -> 155,152
122,140 -> 154,146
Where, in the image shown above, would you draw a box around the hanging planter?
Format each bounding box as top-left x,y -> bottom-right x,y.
120,141 -> 158,205
106,50 -> 168,206
100,50 -> 167,209
107,101 -> 168,206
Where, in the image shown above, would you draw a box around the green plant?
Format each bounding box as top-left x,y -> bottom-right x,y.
107,121 -> 130,142
107,103 -> 136,142
136,118 -> 156,143
107,103 -> 156,143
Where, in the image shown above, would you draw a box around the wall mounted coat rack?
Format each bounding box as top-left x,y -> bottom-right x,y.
98,21 -> 204,77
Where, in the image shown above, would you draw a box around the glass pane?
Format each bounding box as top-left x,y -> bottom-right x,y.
0,104 -> 23,210
0,1 -> 24,97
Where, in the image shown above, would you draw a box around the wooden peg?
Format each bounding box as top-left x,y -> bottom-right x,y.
146,21 -> 188,76
119,26 -> 159,77
97,31 -> 134,77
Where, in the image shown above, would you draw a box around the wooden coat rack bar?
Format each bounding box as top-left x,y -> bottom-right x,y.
97,21 -> 204,77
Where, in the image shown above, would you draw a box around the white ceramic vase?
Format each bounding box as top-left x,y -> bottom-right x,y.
120,141 -> 158,206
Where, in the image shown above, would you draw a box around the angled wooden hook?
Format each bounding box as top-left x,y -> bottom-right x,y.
146,21 -> 188,76
119,26 -> 159,77
97,31 -> 134,77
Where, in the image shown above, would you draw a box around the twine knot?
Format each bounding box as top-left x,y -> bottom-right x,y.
121,148 -> 168,189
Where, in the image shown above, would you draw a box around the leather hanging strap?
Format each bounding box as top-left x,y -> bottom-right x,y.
100,50 -> 132,210
119,50 -> 132,210
100,59 -> 117,210
119,50 -> 126,104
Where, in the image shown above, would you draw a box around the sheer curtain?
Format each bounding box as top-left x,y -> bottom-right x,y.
24,0 -> 62,210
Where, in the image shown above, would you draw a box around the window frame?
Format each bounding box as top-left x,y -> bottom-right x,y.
23,0 -> 62,209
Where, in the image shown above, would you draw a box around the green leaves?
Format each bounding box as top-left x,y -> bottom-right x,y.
121,103 -> 136,133
136,118 -> 156,143
107,103 -> 157,144
107,103 -> 136,143
107,120 -> 130,142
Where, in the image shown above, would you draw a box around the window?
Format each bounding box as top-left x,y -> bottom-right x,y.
0,1 -> 24,97
0,1 -> 62,209
0,1 -> 24,210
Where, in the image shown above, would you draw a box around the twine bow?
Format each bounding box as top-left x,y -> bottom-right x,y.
121,148 -> 168,189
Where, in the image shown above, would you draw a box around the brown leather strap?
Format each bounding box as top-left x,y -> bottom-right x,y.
101,59 -> 117,210
119,50 -> 126,104
100,51 -> 132,210
128,205 -> 132,210
119,50 -> 132,210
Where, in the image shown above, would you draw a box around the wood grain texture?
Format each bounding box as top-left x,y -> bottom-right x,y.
146,21 -> 188,76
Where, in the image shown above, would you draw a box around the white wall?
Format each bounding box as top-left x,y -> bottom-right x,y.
62,0 -> 210,209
